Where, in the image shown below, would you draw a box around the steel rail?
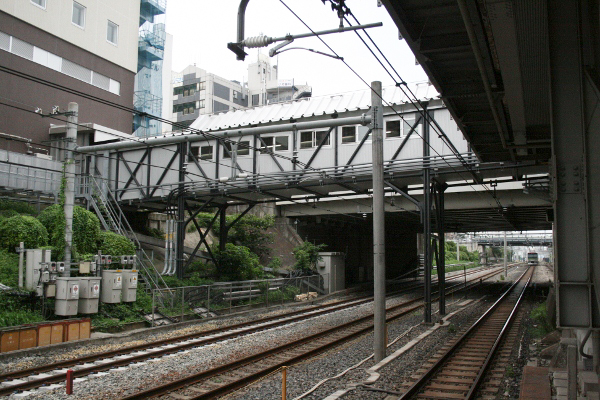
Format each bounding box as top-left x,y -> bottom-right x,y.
398,266 -> 533,399
120,266 -> 514,399
0,265 -> 509,396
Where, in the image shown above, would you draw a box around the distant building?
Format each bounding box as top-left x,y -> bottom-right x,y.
168,53 -> 312,131
0,0 -> 140,155
247,53 -> 312,107
134,0 -> 169,137
169,65 -> 249,130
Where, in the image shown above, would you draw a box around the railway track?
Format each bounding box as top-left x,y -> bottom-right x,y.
0,265 -> 512,397
118,266 -> 517,399
398,266 -> 533,399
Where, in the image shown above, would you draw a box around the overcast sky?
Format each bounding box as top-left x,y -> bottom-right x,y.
165,0 -> 428,97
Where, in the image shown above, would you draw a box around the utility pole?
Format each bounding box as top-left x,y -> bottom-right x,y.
64,102 -> 78,276
371,81 -> 386,362
422,101 -> 432,324
504,231 -> 507,277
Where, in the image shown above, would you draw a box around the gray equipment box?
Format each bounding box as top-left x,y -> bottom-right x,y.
101,270 -> 122,304
121,270 -> 138,302
78,277 -> 101,314
55,277 -> 80,316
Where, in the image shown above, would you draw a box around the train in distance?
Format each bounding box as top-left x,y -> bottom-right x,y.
527,252 -> 539,266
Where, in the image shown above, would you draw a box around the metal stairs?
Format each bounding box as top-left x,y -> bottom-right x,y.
82,172 -> 170,295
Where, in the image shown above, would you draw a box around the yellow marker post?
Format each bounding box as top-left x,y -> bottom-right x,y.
282,366 -> 287,399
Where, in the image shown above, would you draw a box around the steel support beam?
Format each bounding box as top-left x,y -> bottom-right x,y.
176,142 -> 187,280
423,102 -> 432,324
549,0 -> 599,329
372,82 -> 386,362
434,181 -> 447,316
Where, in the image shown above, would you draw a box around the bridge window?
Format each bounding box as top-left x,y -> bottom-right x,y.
189,145 -> 213,161
341,126 -> 356,144
223,141 -> 250,158
300,130 -> 330,149
200,145 -> 213,160
385,115 -> 420,138
261,136 -> 289,152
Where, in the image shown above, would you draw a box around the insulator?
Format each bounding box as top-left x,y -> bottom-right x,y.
243,35 -> 273,48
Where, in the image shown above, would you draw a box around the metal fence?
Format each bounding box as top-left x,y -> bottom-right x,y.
150,274 -> 328,326
0,150 -> 62,195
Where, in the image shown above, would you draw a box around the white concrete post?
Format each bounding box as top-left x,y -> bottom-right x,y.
64,102 -> 78,275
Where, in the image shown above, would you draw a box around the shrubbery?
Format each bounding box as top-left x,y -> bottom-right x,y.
214,243 -> 262,281
38,204 -> 101,259
292,242 -> 327,271
97,231 -> 135,256
0,199 -> 36,215
0,215 -> 48,250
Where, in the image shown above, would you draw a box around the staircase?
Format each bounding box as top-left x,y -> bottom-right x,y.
81,172 -> 170,295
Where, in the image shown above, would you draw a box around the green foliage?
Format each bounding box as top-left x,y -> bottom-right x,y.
292,242 -> 327,271
0,290 -> 43,327
213,243 -> 263,281
38,205 -> 101,260
0,215 -> 48,251
0,249 -> 19,287
531,303 -> 555,338
0,199 -> 36,216
91,287 -> 153,332
193,212 -> 275,259
146,227 -> 164,239
267,257 -> 282,276
97,231 -> 135,257
187,259 -> 217,277
444,241 -> 479,263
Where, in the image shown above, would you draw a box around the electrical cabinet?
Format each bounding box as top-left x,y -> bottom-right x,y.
101,270 -> 122,303
55,277 -> 80,316
78,277 -> 101,314
25,249 -> 42,291
121,270 -> 138,302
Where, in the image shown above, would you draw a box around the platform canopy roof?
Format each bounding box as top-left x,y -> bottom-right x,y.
382,0 -> 552,164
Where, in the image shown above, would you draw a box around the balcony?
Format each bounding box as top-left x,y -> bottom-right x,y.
140,0 -> 166,25
138,30 -> 164,70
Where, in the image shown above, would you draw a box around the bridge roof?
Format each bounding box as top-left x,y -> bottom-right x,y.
189,82 -> 439,132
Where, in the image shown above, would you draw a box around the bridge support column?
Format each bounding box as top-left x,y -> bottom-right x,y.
549,0 -> 600,377
219,205 -> 228,252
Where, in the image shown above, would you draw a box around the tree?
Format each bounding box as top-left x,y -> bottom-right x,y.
292,242 -> 327,272
97,231 -> 136,257
213,243 -> 262,281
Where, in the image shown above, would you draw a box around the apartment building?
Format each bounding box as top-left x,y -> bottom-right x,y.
0,0 -> 140,155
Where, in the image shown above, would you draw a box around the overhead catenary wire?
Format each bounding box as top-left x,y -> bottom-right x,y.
279,0 -> 511,223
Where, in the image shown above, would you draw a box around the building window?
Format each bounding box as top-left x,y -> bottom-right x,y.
72,2 -> 86,28
198,99 -> 205,109
252,94 -> 260,106
31,0 -> 46,9
199,81 -> 206,91
174,84 -> 196,97
223,141 -> 250,158
385,115 -> 420,138
261,136 -> 289,152
341,126 -> 356,144
107,21 -> 118,45
233,91 -> 238,99
300,130 -> 330,149
173,102 -> 196,115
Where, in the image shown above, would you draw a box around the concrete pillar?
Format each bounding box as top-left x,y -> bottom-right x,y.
64,102 -> 78,275
371,81 -> 386,362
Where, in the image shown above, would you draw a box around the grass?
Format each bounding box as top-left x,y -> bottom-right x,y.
432,261 -> 479,275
